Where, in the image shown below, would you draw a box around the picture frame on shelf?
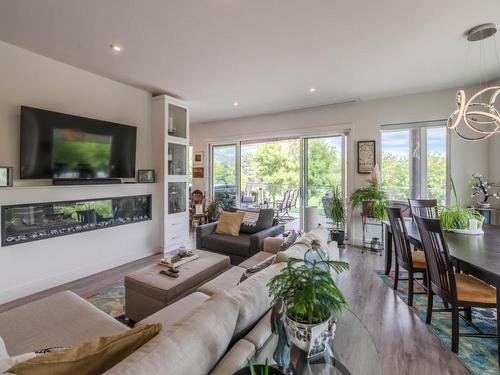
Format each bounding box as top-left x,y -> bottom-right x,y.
193,151 -> 204,165
357,140 -> 376,174
0,167 -> 13,188
137,169 -> 156,183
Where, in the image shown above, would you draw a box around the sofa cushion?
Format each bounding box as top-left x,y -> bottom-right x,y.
238,251 -> 276,269
239,209 -> 275,234
228,263 -> 285,338
202,233 -> 252,258
197,266 -> 246,296
243,310 -> 273,350
239,256 -> 275,283
215,211 -> 245,236
280,229 -> 298,251
104,292 -> 240,375
7,323 -> 161,375
138,292 -> 210,327
0,291 -> 129,356
211,339 -> 256,375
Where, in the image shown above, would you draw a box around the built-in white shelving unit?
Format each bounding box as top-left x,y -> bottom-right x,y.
152,95 -> 190,251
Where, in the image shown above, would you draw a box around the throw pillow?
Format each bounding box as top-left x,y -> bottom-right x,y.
280,229 -> 298,251
239,209 -> 275,234
215,211 -> 245,236
239,255 -> 276,283
103,292 -> 240,375
7,323 -> 161,375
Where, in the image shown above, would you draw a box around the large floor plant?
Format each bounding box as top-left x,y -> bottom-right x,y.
268,257 -> 349,351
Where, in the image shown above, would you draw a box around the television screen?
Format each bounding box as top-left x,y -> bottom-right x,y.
20,106 -> 137,179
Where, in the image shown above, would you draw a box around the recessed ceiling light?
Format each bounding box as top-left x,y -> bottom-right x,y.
233,102 -> 239,107
309,88 -> 316,93
110,44 -> 122,52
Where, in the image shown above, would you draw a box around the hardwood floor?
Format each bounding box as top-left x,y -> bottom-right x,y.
0,235 -> 470,374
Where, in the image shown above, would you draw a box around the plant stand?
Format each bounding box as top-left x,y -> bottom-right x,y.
361,215 -> 384,255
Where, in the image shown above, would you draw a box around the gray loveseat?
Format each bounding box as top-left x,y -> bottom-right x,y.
196,219 -> 284,265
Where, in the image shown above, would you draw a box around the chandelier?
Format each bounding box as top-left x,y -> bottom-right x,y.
448,24 -> 500,142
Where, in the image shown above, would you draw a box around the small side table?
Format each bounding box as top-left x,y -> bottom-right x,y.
191,213 -> 208,228
361,215 -> 384,255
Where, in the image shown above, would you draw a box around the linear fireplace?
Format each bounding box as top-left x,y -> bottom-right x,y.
1,194 -> 152,246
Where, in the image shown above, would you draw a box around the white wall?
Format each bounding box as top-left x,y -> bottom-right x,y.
191,88 -> 489,243
0,41 -> 161,304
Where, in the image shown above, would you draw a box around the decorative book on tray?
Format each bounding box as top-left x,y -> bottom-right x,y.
160,248 -> 199,269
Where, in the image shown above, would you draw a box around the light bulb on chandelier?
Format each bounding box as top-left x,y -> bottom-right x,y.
448,23 -> 500,142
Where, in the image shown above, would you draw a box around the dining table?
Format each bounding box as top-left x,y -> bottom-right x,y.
383,220 -> 500,366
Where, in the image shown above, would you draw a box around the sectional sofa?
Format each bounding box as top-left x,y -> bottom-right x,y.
0,227 -> 338,374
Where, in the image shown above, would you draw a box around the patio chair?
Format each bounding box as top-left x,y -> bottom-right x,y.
281,187 -> 300,221
273,189 -> 291,223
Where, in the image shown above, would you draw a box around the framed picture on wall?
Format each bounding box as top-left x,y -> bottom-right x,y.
0,167 -> 13,187
193,167 -> 204,178
193,151 -> 204,165
357,141 -> 376,174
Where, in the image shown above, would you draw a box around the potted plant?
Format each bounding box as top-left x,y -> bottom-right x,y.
350,164 -> 387,220
206,199 -> 222,222
439,177 -> 483,231
329,183 -> 346,246
233,359 -> 284,375
268,256 -> 349,352
350,185 -> 387,220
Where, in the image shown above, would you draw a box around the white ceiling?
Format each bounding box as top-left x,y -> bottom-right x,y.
0,0 -> 500,123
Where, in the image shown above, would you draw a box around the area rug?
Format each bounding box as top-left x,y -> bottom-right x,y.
86,284 -> 125,319
377,271 -> 499,375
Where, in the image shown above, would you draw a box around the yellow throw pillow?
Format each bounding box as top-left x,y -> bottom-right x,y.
7,323 -> 161,375
215,211 -> 245,236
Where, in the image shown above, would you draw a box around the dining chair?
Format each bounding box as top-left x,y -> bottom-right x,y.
386,207 -> 427,306
414,215 -> 498,353
408,199 -> 438,219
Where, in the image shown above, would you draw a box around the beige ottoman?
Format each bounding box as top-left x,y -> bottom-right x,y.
125,249 -> 231,322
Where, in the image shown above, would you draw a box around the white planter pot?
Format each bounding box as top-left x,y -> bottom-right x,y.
286,315 -> 335,352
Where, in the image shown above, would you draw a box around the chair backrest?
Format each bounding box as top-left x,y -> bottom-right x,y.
408,199 -> 438,219
414,215 -> 456,302
288,188 -> 300,209
386,207 -> 413,270
322,196 -> 333,219
280,189 -> 291,209
388,200 -> 411,217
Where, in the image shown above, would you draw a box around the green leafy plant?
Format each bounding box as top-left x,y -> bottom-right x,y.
438,177 -> 482,230
349,185 -> 388,220
247,359 -> 270,375
330,183 -> 345,230
268,258 -> 349,324
206,199 -> 222,220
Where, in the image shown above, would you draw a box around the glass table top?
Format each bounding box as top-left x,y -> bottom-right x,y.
269,308 -> 381,375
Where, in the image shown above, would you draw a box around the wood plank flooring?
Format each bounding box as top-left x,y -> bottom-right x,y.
0,236 -> 470,374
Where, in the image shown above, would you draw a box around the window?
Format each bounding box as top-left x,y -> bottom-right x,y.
381,123 -> 447,205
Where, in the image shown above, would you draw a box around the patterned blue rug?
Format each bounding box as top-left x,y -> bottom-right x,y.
377,271 -> 499,375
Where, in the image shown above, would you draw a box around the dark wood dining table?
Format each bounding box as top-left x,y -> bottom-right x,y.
383,220 -> 500,365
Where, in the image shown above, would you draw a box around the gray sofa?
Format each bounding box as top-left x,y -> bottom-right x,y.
196,220 -> 284,265
0,227 -> 337,375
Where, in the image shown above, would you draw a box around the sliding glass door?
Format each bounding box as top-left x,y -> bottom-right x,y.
209,133 -> 347,230
211,144 -> 238,209
303,135 -> 345,225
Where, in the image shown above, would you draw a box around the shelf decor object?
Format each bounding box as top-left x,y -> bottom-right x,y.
357,140 -> 376,174
137,170 -> 155,183
448,23 -> 500,141
1,195 -> 152,246
0,166 -> 13,187
152,95 -> 190,251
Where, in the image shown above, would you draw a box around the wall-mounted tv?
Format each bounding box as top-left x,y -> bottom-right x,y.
20,106 -> 137,180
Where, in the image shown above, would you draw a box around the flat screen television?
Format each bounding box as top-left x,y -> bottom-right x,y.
20,106 -> 137,180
